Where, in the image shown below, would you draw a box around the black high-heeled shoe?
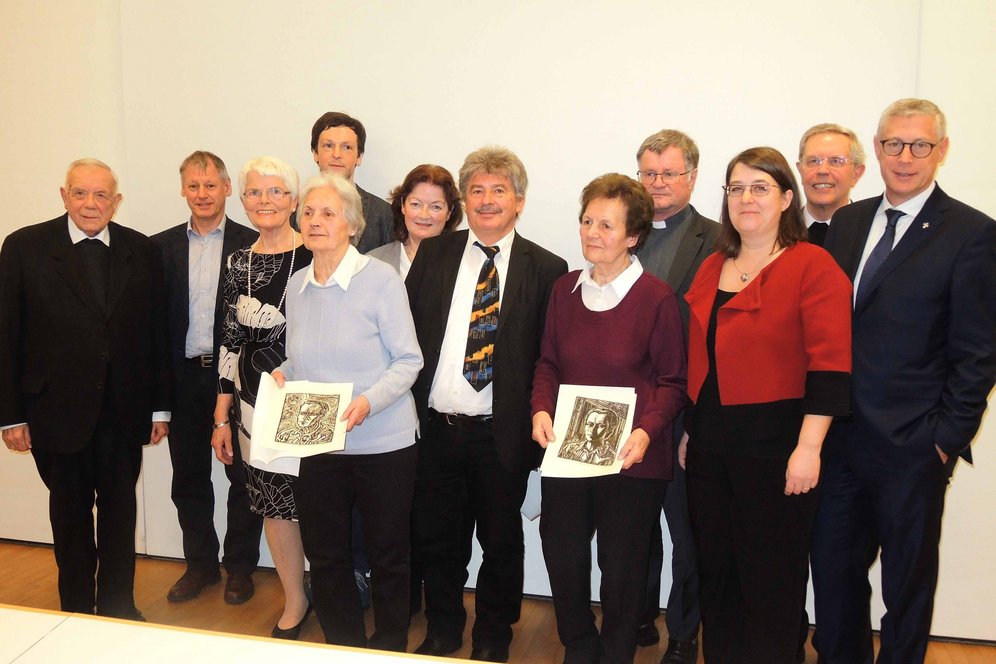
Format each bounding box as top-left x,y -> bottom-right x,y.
270,603 -> 313,640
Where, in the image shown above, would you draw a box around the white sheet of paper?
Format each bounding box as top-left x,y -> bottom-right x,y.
540,384 -> 637,478
250,372 -> 353,466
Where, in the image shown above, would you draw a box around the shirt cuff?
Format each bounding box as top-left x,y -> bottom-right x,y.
152,411 -> 171,423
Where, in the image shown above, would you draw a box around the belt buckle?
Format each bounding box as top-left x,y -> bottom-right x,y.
444,413 -> 459,426
198,355 -> 212,368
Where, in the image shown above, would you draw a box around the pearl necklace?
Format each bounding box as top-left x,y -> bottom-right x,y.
247,236 -> 296,311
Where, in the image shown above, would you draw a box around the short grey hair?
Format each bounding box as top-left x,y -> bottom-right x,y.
798,123 -> 866,166
298,172 -> 366,247
636,129 -> 700,170
180,150 -> 230,182
458,146 -> 528,200
65,158 -> 119,192
877,98 -> 947,140
238,156 -> 299,199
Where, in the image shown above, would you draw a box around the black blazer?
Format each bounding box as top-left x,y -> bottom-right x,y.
356,185 -> 394,254
0,215 -> 172,453
406,230 -> 568,473
152,217 -> 257,402
823,186 -> 995,462
637,205 -> 721,336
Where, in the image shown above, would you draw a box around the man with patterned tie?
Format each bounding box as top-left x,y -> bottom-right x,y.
812,99 -> 995,664
0,159 -> 171,619
795,123 -> 866,247
406,146 -> 567,662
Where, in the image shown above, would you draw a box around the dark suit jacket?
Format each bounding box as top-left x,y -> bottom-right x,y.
637,204 -> 721,336
152,217 -> 257,403
406,229 -> 568,473
356,185 -> 394,254
823,185 -> 995,462
0,215 -> 171,453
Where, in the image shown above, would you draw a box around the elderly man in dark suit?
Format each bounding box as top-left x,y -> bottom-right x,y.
795,123 -> 867,248
813,98 -> 996,664
407,146 -> 567,662
633,129 -> 720,664
152,151 -> 261,605
0,158 -> 171,619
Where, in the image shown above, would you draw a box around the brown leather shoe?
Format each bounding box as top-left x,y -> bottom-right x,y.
224,572 -> 255,605
167,568 -> 221,602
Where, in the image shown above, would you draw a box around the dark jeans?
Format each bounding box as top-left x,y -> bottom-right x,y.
296,445 -> 416,651
542,474 -> 666,664
413,411 -> 529,649
168,361 -> 262,574
687,447 -> 818,664
32,400 -> 142,617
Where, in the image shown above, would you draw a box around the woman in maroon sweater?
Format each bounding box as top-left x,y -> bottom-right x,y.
532,174 -> 686,664
683,147 -> 851,664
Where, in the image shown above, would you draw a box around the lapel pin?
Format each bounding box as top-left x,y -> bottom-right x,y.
922,222 -> 930,229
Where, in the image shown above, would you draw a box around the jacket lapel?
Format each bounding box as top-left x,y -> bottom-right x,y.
436,231 -> 465,332
50,217 -> 106,319
496,233 -> 527,339
667,212 -> 705,289
106,223 -> 132,317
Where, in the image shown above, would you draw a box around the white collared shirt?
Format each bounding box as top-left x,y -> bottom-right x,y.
429,229 -> 516,416
67,219 -> 110,245
300,244 -> 368,291
854,182 -> 937,298
572,255 -> 643,312
804,207 -> 830,227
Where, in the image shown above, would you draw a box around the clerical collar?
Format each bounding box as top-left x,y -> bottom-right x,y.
652,204 -> 692,230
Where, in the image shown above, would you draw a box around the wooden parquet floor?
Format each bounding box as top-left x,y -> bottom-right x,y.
1,540 -> 992,663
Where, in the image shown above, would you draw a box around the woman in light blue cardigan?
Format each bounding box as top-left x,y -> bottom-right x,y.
273,172 -> 423,651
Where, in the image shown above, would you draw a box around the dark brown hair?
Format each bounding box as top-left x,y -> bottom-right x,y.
578,173 -> 654,252
717,147 -> 805,257
387,164 -> 463,244
310,112 -> 366,154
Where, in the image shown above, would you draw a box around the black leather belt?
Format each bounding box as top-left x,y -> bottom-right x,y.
429,408 -> 493,427
185,354 -> 213,368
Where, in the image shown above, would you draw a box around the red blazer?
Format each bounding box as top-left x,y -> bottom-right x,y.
685,242 -> 851,413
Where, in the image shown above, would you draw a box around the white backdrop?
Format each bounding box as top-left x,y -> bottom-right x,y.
1,0 -> 993,641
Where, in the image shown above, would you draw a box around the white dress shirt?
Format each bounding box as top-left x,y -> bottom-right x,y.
429,229 -> 515,416
573,255 -> 643,312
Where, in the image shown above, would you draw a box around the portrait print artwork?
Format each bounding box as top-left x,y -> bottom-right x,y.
541,384 -> 637,478
250,372 -> 352,466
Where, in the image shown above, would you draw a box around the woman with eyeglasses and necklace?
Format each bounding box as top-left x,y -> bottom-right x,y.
682,147 -> 851,663
211,157 -> 313,641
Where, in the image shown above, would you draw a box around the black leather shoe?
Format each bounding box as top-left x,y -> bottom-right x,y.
167,568 -> 221,602
660,636 -> 698,664
414,635 -> 462,657
636,621 -> 661,647
224,572 -> 255,605
471,644 -> 509,662
271,603 -> 312,640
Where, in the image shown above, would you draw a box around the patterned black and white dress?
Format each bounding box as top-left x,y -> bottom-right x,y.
218,244 -> 311,520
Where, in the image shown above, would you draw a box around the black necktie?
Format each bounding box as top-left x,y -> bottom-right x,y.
76,238 -> 110,309
856,208 -> 903,306
808,221 -> 829,247
464,242 -> 500,391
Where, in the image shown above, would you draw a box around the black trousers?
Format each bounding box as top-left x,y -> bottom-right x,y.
413,411 -> 530,649
811,443 -> 953,664
541,474 -> 666,664
295,445 -> 416,651
31,399 -> 142,617
642,421 -> 701,641
168,361 -> 262,574
686,447 -> 819,664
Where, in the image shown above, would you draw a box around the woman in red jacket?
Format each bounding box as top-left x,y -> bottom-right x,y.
682,147 -> 851,664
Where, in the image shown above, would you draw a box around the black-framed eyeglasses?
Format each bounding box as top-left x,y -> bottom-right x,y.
722,183 -> 780,197
243,187 -> 291,201
801,155 -> 854,170
637,169 -> 693,185
879,139 -> 937,158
